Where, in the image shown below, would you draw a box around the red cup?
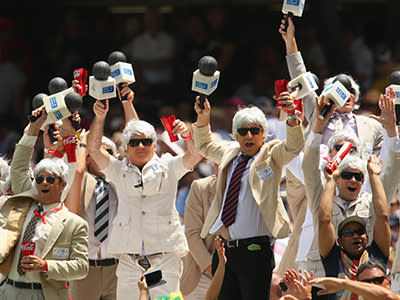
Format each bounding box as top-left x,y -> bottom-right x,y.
274,79 -> 289,107
161,115 -> 179,142
21,241 -> 36,256
73,68 -> 88,96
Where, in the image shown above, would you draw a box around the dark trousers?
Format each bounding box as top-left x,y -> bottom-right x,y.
212,236 -> 275,300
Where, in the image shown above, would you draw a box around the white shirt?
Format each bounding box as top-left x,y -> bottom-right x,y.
210,154 -> 270,240
85,175 -> 118,260
9,202 -> 63,283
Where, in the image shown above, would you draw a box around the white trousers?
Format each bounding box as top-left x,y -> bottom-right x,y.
0,283 -> 44,300
116,252 -> 182,300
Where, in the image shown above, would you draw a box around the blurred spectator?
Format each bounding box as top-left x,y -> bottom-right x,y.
124,7 -> 177,105
214,97 -> 246,141
370,44 -> 395,94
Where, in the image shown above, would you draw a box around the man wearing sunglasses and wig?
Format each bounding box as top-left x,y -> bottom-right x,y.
318,155 -> 390,300
0,107 -> 89,299
86,99 -> 203,300
192,92 -> 304,300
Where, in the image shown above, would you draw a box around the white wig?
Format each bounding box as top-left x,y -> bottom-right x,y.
338,155 -> 367,176
232,106 -> 268,140
327,130 -> 360,151
34,158 -> 69,183
323,73 -> 360,104
102,136 -> 118,157
121,119 -> 157,151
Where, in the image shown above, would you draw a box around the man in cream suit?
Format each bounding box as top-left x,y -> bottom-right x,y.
0,109 -> 89,299
181,173 -> 217,299
192,93 -> 304,300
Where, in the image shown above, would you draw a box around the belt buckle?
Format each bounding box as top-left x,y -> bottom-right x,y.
226,239 -> 239,248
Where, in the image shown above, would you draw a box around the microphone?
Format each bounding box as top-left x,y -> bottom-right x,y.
107,51 -> 135,102
281,0 -> 305,32
287,71 -> 319,99
327,142 -> 354,174
192,56 -> 220,109
48,77 -> 68,94
89,61 -> 116,100
386,71 -> 400,125
318,74 -> 352,120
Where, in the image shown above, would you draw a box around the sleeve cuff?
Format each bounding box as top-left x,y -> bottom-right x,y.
18,134 -> 37,147
306,131 -> 323,149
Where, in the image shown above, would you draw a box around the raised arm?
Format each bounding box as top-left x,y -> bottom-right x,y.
367,156 -> 390,257
87,100 -> 111,170
278,14 -> 298,56
118,82 -> 139,122
318,167 -> 337,258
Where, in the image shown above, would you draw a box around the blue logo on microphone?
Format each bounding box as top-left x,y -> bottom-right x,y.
111,69 -> 120,78
306,75 -> 315,89
123,68 -> 133,76
287,0 -> 300,6
103,86 -> 114,94
54,110 -> 63,120
211,78 -> 218,88
195,81 -> 208,90
50,96 -> 58,109
335,87 -> 347,100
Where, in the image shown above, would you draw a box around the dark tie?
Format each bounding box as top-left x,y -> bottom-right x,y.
17,204 -> 43,275
94,177 -> 109,242
221,155 -> 251,227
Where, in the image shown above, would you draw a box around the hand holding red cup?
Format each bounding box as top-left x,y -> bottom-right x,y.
161,115 -> 179,142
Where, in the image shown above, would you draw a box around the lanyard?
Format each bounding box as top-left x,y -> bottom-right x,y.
33,204 -> 63,224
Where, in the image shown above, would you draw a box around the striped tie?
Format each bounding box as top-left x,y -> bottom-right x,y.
17,204 -> 43,275
94,177 -> 109,242
221,155 -> 251,227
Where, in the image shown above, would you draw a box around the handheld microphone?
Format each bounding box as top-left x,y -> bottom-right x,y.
48,77 -> 68,94
318,74 -> 352,120
287,71 -> 319,99
386,71 -> 400,125
107,51 -> 135,102
327,142 -> 353,174
192,56 -> 220,109
89,61 -> 116,100
281,0 -> 305,32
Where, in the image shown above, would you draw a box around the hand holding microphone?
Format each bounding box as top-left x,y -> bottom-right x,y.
192,56 -> 220,109
107,51 -> 135,102
281,0 -> 305,32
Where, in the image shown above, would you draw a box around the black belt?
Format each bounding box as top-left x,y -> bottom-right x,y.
89,258 -> 119,267
6,278 -> 42,290
129,252 -> 165,258
221,235 -> 271,248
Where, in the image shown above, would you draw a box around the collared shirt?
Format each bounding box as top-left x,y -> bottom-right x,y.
85,175 -> 118,260
8,202 -> 63,283
210,153 -> 270,240
321,112 -> 357,146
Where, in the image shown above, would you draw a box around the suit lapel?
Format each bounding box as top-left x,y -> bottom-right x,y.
41,209 -> 67,258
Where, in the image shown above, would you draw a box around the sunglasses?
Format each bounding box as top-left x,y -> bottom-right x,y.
340,171 -> 364,182
333,144 -> 357,153
128,138 -> 153,147
237,127 -> 262,136
35,175 -> 57,185
341,227 -> 366,237
360,276 -> 386,284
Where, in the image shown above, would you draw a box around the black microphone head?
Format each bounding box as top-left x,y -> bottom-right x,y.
198,56 -> 218,76
48,77 -> 68,94
64,92 -> 83,112
32,93 -> 48,109
333,74 -> 352,91
92,61 -> 111,80
311,73 -> 320,87
107,51 -> 127,65
389,71 -> 400,85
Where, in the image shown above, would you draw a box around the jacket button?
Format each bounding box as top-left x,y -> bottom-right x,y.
141,211 -> 146,215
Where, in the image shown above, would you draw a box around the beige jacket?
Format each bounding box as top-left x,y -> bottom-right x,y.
193,123 -> 304,239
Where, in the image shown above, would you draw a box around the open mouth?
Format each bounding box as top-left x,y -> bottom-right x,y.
353,240 -> 362,247
348,187 -> 356,192
245,142 -> 254,148
41,189 -> 50,194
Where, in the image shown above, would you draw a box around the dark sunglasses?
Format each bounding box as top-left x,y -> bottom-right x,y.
105,148 -> 114,155
333,144 -> 357,153
341,227 -> 366,237
128,138 -> 153,147
360,276 -> 386,284
237,127 -> 262,136
340,171 -> 364,182
35,175 -> 56,185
